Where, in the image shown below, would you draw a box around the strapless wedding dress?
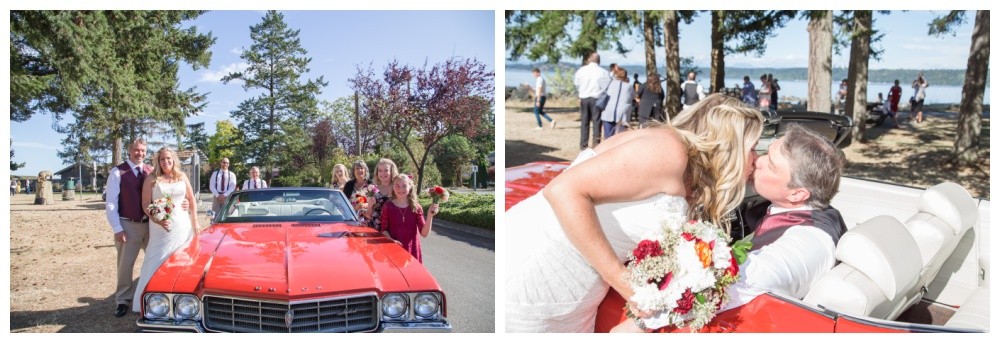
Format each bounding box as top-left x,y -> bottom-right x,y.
133,180 -> 194,312
505,149 -> 688,332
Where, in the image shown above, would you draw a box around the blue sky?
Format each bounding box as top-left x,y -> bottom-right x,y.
9,10 -> 495,176
508,10 -> 979,70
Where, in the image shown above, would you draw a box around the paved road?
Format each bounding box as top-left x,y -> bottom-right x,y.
422,220 -> 496,333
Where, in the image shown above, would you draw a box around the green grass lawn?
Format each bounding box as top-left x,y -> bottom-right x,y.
420,192 -> 494,230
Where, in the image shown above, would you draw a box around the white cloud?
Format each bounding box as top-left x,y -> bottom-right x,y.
230,47 -> 244,56
198,62 -> 250,83
12,141 -> 58,150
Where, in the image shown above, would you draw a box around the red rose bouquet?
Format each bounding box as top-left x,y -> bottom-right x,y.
146,195 -> 175,226
625,219 -> 751,331
425,186 -> 450,204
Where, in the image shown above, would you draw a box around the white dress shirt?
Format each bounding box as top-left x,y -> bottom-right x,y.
721,205 -> 838,311
104,160 -> 143,234
242,178 -> 268,190
534,75 -> 546,98
209,169 -> 237,197
573,62 -> 611,99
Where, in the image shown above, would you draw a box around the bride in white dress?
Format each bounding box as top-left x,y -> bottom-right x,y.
133,147 -> 199,312
505,94 -> 764,332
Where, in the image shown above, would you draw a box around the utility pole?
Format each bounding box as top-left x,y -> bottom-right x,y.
354,91 -> 361,156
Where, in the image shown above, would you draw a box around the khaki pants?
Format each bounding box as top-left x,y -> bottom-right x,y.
114,219 -> 149,305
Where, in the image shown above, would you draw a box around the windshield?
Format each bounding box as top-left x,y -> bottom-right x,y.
216,188 -> 358,223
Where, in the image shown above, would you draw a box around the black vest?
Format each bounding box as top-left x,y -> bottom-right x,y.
744,200 -> 848,251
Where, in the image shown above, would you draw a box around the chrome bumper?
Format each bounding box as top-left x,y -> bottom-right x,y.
379,321 -> 452,333
138,318 -> 452,333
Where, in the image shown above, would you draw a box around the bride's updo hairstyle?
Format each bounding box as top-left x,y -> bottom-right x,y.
151,147 -> 187,183
671,94 -> 764,234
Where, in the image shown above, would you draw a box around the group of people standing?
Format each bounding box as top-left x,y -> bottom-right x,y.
740,74 -> 780,110
106,141 -> 437,319
332,158 -> 439,263
838,72 -> 929,128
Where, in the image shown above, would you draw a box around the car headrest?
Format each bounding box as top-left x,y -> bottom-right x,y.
918,182 -> 978,234
835,216 -> 922,301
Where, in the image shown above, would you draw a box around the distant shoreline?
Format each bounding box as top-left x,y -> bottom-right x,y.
505,63 -> 986,87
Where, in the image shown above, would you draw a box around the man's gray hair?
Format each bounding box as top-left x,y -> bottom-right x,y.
587,52 -> 600,64
779,124 -> 845,208
130,138 -> 147,149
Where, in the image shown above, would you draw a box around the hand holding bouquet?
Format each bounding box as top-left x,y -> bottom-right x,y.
146,195 -> 175,231
625,219 -> 750,331
425,186 -> 450,204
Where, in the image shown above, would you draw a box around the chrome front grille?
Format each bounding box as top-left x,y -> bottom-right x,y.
203,294 -> 378,333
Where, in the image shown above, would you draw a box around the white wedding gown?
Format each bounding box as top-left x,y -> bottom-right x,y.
505,149 -> 688,332
133,180 -> 194,312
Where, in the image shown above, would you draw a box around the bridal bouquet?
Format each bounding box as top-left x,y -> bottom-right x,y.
625,219 -> 751,331
146,195 -> 175,223
425,186 -> 449,204
353,184 -> 378,210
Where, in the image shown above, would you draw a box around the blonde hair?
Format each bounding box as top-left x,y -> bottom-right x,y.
671,93 -> 764,233
391,174 -> 420,211
374,158 -> 400,188
152,147 -> 187,183
331,164 -> 349,184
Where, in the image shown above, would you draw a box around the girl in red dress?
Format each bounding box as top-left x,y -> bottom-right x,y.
380,174 -> 439,262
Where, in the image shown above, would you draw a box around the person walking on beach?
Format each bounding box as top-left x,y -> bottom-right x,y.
910,73 -> 929,123
531,68 -> 555,129
573,52 -> 611,150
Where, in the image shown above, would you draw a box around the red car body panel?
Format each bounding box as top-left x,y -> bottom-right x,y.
506,162 -> 920,333
143,222 -> 445,315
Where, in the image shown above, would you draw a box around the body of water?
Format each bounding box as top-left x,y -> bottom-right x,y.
506,69 -> 990,105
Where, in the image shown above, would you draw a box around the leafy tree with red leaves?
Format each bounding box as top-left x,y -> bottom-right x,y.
350,58 -> 494,190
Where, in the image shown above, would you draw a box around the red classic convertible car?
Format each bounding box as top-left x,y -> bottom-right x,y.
136,188 -> 450,332
505,110 -> 989,333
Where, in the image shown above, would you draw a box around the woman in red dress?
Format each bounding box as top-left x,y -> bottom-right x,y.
380,174 -> 439,262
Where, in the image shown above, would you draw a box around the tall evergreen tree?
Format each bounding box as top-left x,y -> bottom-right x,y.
805,11 -> 834,113
708,11 -> 796,92
506,10 -> 634,64
845,11 -> 874,142
10,11 -> 214,166
222,10 -> 327,186
930,10 -> 990,165
183,122 -> 210,151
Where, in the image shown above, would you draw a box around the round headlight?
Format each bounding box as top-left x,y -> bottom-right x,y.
413,293 -> 440,318
174,295 -> 200,319
382,293 -> 408,319
144,293 -> 170,318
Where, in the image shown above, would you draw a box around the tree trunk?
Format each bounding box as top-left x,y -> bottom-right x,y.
954,10 -> 989,165
846,11 -> 872,143
807,11 -> 834,113
112,137 -> 123,167
663,10 -> 682,118
643,11 -> 658,77
709,11 -> 726,94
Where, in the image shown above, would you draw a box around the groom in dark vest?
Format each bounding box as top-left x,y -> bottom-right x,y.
722,123 -> 848,309
105,138 -> 153,317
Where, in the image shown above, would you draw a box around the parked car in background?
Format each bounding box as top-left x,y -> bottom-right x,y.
136,188 -> 451,333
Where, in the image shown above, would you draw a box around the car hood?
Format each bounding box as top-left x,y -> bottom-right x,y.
145,222 -> 442,300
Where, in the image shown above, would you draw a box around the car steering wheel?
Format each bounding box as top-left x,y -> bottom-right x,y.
304,208 -> 333,216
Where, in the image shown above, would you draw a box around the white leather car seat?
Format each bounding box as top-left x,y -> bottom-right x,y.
803,215 -> 922,320
900,182 -> 978,308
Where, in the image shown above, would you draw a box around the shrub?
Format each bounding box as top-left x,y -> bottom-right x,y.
419,191 -> 494,231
